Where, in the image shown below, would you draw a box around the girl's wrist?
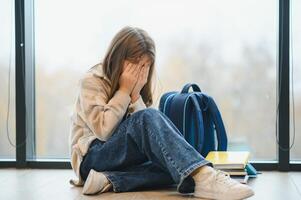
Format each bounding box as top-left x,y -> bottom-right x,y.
119,87 -> 131,95
131,94 -> 140,103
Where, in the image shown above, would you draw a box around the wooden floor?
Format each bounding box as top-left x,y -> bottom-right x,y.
0,169 -> 301,200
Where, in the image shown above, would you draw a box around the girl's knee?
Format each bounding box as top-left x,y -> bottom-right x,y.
144,107 -> 159,114
130,108 -> 164,125
136,108 -> 162,118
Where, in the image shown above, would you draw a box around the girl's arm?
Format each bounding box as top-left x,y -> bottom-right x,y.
78,75 -> 131,141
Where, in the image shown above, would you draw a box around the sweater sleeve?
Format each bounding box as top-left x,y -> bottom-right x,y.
128,94 -> 147,114
78,76 -> 131,141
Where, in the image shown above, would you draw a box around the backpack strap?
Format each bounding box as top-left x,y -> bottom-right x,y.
195,94 -> 215,156
207,96 -> 228,151
190,95 -> 205,153
181,85 -> 205,152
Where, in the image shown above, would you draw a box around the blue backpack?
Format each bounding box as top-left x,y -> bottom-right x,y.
158,83 -> 228,157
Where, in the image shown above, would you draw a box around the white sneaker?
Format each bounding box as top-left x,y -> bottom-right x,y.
82,169 -> 113,195
192,166 -> 254,200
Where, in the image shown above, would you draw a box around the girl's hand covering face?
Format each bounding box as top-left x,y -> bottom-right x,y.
119,60 -> 141,95
129,56 -> 151,101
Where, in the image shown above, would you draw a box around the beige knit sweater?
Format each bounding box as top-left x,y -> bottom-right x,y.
68,63 -> 147,187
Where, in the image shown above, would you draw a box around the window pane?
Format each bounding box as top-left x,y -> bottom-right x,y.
291,0 -> 301,161
0,0 -> 16,159
35,0 -> 277,160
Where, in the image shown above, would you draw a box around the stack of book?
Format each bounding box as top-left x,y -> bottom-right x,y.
205,151 -> 250,184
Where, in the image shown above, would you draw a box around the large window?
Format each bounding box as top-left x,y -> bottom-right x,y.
34,0 -> 277,160
0,0 -> 16,159
291,0 -> 301,161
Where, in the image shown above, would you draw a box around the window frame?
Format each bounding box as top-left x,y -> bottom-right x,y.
0,0 -> 300,171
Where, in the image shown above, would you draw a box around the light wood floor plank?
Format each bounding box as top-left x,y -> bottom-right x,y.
0,169 -> 300,200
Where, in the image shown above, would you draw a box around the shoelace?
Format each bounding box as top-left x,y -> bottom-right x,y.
214,170 -> 237,187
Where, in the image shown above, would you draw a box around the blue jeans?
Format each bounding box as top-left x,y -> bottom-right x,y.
80,108 -> 213,193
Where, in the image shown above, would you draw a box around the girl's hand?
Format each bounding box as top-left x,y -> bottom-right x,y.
131,60 -> 150,103
118,60 -> 140,95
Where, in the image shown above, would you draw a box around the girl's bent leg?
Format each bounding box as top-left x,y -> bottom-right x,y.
102,160 -> 175,192
80,134 -> 175,193
80,108 -> 212,193
117,108 -> 213,193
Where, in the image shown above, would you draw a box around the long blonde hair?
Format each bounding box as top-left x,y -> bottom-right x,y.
101,26 -> 155,107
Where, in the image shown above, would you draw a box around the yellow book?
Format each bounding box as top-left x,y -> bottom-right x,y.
223,169 -> 247,176
205,151 -> 250,169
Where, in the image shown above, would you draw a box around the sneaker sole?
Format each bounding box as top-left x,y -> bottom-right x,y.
194,189 -> 254,200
